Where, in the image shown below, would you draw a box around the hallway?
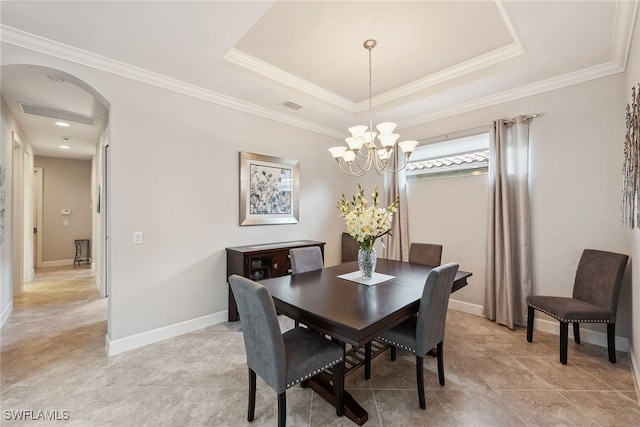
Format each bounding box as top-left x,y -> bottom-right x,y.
2,265 -> 106,356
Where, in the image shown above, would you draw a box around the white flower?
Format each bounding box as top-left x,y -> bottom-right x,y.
337,185 -> 399,250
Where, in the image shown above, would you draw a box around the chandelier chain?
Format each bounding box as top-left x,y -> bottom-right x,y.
368,46 -> 373,137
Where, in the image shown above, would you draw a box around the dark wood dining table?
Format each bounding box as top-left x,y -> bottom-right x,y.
260,258 -> 472,425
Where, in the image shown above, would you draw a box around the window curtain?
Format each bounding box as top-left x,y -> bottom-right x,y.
483,116 -> 532,329
383,149 -> 410,261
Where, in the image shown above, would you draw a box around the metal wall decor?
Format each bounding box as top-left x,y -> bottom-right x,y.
239,152 -> 299,226
622,83 -> 640,228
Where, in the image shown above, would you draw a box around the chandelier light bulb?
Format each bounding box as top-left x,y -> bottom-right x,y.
376,122 -> 397,134
346,136 -> 364,151
329,146 -> 347,159
398,140 -> 419,155
343,150 -> 356,163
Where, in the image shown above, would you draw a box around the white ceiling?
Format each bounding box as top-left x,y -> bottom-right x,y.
1,1 -> 638,159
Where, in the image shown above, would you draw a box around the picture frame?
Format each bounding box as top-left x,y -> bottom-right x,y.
239,151 -> 299,226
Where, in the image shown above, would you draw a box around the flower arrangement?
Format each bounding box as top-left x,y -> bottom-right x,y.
337,184 -> 399,251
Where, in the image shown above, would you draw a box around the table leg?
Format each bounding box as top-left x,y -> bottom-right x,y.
305,372 -> 368,425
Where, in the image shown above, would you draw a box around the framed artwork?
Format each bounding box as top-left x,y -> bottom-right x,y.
239,151 -> 299,226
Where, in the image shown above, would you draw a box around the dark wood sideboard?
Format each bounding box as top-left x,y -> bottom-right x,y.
226,240 -> 325,321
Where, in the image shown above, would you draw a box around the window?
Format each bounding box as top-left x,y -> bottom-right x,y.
405,132 -> 489,180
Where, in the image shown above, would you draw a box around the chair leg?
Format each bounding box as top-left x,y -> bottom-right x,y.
364,342 -> 372,380
573,322 -> 580,344
559,322 -> 568,365
416,355 -> 426,409
390,345 -> 397,361
526,306 -> 534,342
277,392 -> 286,427
607,323 -> 616,363
332,360 -> 345,417
437,341 -> 445,386
248,368 -> 256,421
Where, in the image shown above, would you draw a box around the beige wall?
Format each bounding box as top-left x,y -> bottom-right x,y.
34,156 -> 92,263
625,5 -> 640,389
402,74 -> 631,341
0,96 -> 34,325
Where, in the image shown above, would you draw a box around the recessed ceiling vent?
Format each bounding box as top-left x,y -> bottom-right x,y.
18,102 -> 97,125
282,101 -> 302,111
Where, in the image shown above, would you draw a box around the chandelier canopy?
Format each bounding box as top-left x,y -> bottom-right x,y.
329,39 -> 418,176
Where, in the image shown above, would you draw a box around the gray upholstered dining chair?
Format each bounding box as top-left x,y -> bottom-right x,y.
290,246 -> 324,274
229,274 -> 345,427
289,246 -> 324,327
409,242 -> 443,267
526,249 -> 628,364
365,262 -> 459,409
341,232 -> 359,262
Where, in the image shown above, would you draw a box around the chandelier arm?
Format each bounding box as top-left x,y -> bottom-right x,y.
381,153 -> 412,174
336,160 -> 362,176
347,161 -> 369,177
350,147 -> 373,174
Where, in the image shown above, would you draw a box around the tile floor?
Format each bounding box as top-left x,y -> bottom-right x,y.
1,266 -> 639,426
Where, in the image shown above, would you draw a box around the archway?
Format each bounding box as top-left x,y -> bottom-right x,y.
1,64 -> 111,335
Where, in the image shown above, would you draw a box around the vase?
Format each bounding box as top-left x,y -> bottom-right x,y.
358,247 -> 377,279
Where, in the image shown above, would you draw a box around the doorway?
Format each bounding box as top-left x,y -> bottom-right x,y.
11,132 -> 24,297
2,64 -> 111,338
33,167 -> 43,270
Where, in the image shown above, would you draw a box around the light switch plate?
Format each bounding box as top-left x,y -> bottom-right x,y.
132,231 -> 143,245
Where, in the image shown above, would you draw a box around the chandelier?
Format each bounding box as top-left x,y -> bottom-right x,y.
329,39 -> 418,176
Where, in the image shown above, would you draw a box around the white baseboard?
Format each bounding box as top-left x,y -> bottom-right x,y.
41,259 -> 74,267
93,271 -> 105,297
532,317 -> 629,352
0,301 -> 13,328
449,300 -> 630,352
627,343 -> 640,404
105,310 -> 229,356
449,298 -> 484,316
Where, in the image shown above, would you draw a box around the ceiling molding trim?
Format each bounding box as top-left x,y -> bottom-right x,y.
357,42 -> 525,112
612,0 -> 639,69
0,25 -> 344,139
224,48 -> 355,112
397,0 -> 636,130
353,0 -> 524,112
398,61 -> 624,129
495,0 -> 523,46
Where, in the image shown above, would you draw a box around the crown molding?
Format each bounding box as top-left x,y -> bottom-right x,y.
357,42 -> 524,113
397,0 -> 636,130
0,25 -> 344,139
1,0 -> 637,140
397,60 -> 624,129
613,0 -> 639,69
224,48 -> 354,112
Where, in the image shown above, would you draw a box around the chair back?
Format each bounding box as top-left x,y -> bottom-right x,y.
572,249 -> 628,322
409,243 -> 443,267
415,263 -> 459,355
341,232 -> 359,262
290,246 -> 324,274
228,274 -> 287,392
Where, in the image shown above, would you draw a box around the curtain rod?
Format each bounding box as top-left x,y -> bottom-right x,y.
420,113 -> 541,144
420,124 -> 490,144
503,113 -> 540,124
